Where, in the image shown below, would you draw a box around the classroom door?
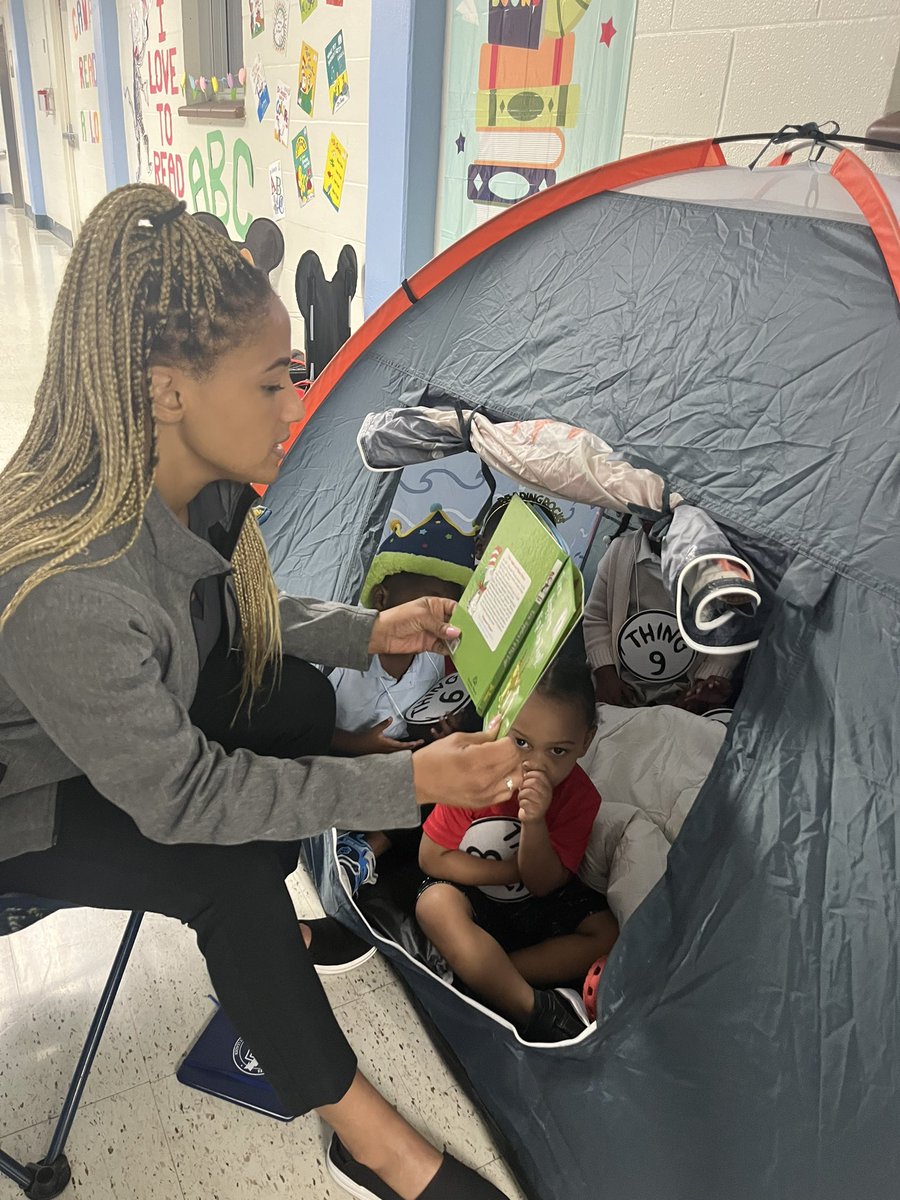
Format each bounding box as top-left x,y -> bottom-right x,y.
0,17 -> 25,207
48,0 -> 83,235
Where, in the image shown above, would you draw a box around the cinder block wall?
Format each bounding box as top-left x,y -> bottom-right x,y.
622,0 -> 900,175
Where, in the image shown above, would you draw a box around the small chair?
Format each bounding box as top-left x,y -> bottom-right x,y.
0,895 -> 143,1199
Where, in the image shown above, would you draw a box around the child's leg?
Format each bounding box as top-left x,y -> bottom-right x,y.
509,910 -> 619,988
364,831 -> 393,857
416,883 -> 535,1022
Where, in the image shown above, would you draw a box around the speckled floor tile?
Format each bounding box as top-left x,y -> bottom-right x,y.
0,962 -> 149,1139
335,978 -> 459,1102
331,982 -> 414,1107
150,1072 -> 345,1199
0,1082 -> 182,1200
0,939 -> 18,1010
8,907 -> 137,998
394,1080 -> 498,1172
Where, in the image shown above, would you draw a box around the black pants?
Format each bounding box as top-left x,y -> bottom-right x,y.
0,642 -> 357,1114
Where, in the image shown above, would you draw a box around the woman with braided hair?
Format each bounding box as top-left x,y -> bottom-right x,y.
0,185 -> 521,1200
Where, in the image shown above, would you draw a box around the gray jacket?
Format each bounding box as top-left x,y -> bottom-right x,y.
0,484 -> 419,862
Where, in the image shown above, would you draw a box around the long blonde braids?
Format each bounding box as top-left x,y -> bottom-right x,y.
0,183 -> 282,698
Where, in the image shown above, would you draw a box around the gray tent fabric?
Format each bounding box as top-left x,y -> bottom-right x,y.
358,407 -> 682,514
263,158 -> 900,1200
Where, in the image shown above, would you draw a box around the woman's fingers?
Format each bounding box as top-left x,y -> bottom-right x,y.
410,730 -> 523,809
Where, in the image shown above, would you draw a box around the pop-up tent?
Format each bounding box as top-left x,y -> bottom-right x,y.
262,131 -> 900,1200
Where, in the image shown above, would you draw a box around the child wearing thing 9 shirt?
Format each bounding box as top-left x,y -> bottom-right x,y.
416,658 -> 618,1044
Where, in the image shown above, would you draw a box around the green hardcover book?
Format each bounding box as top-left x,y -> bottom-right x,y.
450,496 -> 584,736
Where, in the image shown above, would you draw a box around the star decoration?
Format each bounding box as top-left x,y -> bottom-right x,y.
455,131 -> 466,154
600,17 -> 617,47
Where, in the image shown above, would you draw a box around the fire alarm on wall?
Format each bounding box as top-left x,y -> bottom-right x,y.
37,87 -> 54,114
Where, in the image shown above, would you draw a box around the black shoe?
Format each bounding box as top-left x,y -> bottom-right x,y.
302,916 -> 376,975
520,987 -> 590,1044
326,1134 -> 509,1199
326,1133 -> 396,1199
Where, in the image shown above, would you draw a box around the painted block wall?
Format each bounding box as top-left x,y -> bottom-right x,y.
61,0 -> 107,215
622,0 -> 900,176
117,0 -> 371,340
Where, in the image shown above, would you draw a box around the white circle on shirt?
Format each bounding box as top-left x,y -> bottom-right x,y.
617,608 -> 696,682
403,672 -> 469,727
459,816 -> 529,903
705,708 -> 733,725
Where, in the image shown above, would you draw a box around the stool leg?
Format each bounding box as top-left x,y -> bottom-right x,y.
44,912 -> 144,1166
0,1147 -> 34,1190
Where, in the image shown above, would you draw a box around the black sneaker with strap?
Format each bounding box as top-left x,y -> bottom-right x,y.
519,986 -> 590,1043
301,916 -> 376,975
326,1133 -> 510,1199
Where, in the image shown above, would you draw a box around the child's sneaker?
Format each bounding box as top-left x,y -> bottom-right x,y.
582,954 -> 608,1022
519,987 -> 590,1043
336,832 -> 378,895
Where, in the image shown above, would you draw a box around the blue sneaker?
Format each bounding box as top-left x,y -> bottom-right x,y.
336,832 -> 378,895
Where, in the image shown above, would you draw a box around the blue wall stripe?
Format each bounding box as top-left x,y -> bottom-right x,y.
8,0 -> 45,218
94,0 -> 130,191
364,0 -> 446,316
405,1 -> 445,288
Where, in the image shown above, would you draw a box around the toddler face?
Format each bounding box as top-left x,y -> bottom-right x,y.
508,692 -> 595,791
376,572 -> 462,612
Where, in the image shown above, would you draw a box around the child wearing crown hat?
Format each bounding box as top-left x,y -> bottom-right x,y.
329,509 -> 477,892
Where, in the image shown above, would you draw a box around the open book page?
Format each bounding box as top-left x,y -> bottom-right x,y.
484,558 -> 583,735
450,496 -> 583,734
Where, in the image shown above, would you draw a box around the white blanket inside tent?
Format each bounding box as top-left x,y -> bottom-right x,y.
358,407 -> 683,515
578,705 -> 726,925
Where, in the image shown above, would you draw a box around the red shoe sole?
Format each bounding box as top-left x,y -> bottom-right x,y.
582,955 -> 608,1022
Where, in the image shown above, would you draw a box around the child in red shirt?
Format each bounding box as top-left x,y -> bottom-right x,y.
416,658 -> 618,1043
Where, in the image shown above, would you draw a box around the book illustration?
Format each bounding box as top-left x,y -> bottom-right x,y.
475,84 -> 581,129
467,162 -> 556,206
478,34 -> 575,91
476,128 -> 567,170
325,30 -> 350,113
292,129 -> 314,204
323,132 -> 348,211
488,0 -> 544,50
249,0 -> 265,38
274,81 -> 291,146
268,162 -> 286,220
250,55 -> 270,122
297,41 -> 318,115
273,0 -> 289,53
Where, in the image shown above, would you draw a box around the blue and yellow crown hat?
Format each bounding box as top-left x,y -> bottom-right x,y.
360,507 -> 476,606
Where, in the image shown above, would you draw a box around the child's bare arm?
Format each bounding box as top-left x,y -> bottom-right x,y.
517,768 -> 570,896
419,833 -> 521,887
331,720 -> 422,756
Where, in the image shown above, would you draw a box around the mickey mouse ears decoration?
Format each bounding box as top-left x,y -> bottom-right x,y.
193,212 -> 285,278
